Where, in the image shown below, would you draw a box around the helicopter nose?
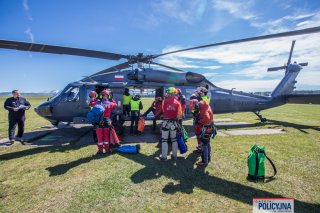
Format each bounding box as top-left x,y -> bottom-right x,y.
35,102 -> 53,118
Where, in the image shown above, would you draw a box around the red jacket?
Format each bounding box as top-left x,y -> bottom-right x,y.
159,96 -> 182,119
198,101 -> 213,125
89,98 -> 100,107
101,99 -> 117,118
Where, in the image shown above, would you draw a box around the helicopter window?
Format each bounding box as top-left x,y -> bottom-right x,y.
62,87 -> 80,102
48,90 -> 62,101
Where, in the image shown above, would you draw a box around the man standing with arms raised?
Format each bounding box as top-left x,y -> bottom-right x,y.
4,90 -> 31,145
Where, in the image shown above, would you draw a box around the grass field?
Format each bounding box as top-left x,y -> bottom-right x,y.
0,96 -> 319,212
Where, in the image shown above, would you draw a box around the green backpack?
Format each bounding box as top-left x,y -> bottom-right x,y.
247,144 -> 277,181
181,126 -> 188,142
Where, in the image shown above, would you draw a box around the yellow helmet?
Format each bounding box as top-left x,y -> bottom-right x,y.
166,87 -> 176,95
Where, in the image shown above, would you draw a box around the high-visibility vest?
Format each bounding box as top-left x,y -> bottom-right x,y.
202,95 -> 211,103
123,94 -> 132,105
130,100 -> 141,111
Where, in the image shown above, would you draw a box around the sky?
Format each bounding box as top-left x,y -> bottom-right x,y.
0,0 -> 320,92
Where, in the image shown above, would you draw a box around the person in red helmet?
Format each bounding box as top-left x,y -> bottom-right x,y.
101,90 -> 117,118
95,89 -> 118,154
88,90 -> 100,144
89,90 -> 99,107
142,96 -> 163,130
191,99 -> 215,166
158,87 -> 182,161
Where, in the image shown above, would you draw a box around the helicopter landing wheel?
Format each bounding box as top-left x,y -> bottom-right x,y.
254,111 -> 267,123
260,117 -> 267,123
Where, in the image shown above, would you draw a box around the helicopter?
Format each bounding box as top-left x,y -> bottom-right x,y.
1,26 -> 320,131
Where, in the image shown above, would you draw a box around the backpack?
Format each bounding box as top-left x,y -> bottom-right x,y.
181,125 -> 188,142
247,144 -> 277,181
137,117 -> 145,132
177,133 -> 188,154
116,144 -> 140,154
87,104 -> 105,124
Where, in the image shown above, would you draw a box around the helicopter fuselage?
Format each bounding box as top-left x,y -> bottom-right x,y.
34,68 -> 286,125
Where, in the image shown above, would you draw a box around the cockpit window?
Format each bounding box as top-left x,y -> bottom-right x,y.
61,87 -> 80,102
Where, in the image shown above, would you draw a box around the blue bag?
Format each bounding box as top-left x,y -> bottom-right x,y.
177,134 -> 188,154
87,104 -> 105,124
116,145 -> 140,154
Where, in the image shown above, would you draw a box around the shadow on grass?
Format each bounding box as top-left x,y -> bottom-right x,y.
0,143 -> 87,161
120,149 -> 319,212
266,119 -> 320,133
46,153 -> 110,176
0,127 -> 94,161
204,119 -> 320,133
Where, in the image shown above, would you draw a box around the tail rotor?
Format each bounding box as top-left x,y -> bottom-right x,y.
267,40 -> 308,73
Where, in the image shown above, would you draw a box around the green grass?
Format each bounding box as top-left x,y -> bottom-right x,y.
0,97 -> 319,212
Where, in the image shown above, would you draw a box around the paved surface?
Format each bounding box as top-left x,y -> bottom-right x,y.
215,122 -> 252,127
214,118 -> 234,122
225,128 -> 285,136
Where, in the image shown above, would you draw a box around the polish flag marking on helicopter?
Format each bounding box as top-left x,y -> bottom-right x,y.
114,75 -> 124,80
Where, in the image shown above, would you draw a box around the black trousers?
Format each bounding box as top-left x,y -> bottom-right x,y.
143,107 -> 155,117
130,115 -> 139,133
142,107 -> 157,129
201,139 -> 211,164
8,115 -> 25,140
123,105 -> 130,116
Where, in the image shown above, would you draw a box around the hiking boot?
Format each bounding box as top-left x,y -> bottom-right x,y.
193,149 -> 202,154
159,156 -> 167,162
196,161 -> 208,166
104,150 -> 111,154
136,144 -> 141,153
171,154 -> 177,161
96,150 -> 104,155
16,137 -> 25,145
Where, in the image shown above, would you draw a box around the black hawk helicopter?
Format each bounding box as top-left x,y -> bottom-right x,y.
1,26 -> 320,130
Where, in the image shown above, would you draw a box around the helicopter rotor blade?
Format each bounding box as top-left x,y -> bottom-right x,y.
150,61 -> 186,72
267,66 -> 286,72
287,40 -> 296,66
299,62 -> 308,66
0,39 -> 129,61
90,62 -> 131,77
153,26 -> 320,58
